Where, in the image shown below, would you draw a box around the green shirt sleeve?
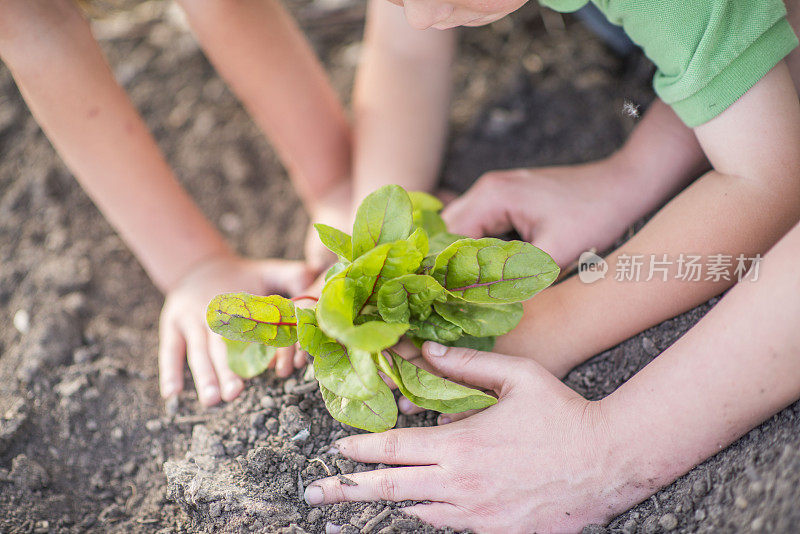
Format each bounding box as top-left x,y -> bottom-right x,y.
542,0 -> 798,127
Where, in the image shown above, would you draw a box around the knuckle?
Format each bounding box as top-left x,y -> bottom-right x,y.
381,433 -> 401,462
376,472 -> 398,501
458,348 -> 483,368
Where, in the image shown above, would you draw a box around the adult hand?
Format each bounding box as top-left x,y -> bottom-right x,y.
303,342 -> 632,533
442,157 -> 643,267
159,254 -> 313,406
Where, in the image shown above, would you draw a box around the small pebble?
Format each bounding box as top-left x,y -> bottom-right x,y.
691,478 -> 709,497
110,427 -> 124,441
260,396 -> 276,411
694,509 -> 706,521
145,419 -> 162,432
325,522 -> 342,534
621,519 -> 637,534
265,417 -> 279,434
291,429 -> 310,442
735,496 -> 748,509
751,516 -> 765,531
307,508 -> 323,523
13,310 -> 30,334
284,378 -> 298,394
658,513 -> 677,531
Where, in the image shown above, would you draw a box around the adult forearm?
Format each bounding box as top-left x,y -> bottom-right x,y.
351,0 -> 455,207
178,0 -> 352,209
602,220 -> 800,499
1,0 -> 230,292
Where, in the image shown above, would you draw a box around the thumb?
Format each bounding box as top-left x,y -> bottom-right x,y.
441,191 -> 510,238
256,259 -> 314,296
421,342 -> 525,395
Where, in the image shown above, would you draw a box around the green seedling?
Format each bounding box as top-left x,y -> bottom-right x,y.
206,185 -> 559,432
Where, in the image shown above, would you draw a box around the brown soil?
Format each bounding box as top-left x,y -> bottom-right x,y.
1,1 -> 799,533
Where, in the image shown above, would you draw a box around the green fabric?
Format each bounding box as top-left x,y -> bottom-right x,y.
540,0 -> 798,126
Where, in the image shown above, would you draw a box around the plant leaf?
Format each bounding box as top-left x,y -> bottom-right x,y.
407,227 -> 429,257
207,293 -> 297,346
408,191 -> 443,212
377,274 -> 446,323
317,277 -> 409,353
224,339 -> 276,379
325,261 -> 348,281
297,309 -> 382,400
409,312 -> 462,343
314,223 -> 353,261
431,238 -> 559,303
449,334 -> 496,351
351,185 -> 413,259
433,298 -> 523,337
413,210 -> 447,237
345,240 -> 424,310
319,382 -> 398,432
380,351 -> 496,414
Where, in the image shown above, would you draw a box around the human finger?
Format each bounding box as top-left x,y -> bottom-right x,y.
421,342 -> 524,396
158,312 -> 185,399
184,323 -> 221,406
437,410 -> 480,425
207,332 -> 244,401
303,466 -> 444,506
335,426 -> 449,465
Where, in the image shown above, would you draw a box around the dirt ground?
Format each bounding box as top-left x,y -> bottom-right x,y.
1,1 -> 799,533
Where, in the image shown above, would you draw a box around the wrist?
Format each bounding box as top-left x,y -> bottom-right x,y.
163,247 -> 237,294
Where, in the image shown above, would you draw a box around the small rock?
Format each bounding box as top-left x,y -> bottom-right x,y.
581,525 -> 608,534
751,516 -> 765,531
691,478 -> 709,498
307,508 -> 323,523
73,346 -> 98,364
12,310 -> 30,334
190,425 -> 225,457
734,496 -> 748,509
658,513 -> 677,531
284,378 -> 298,395
33,520 -> 49,534
641,337 -> 659,356
110,427 -> 124,441
265,417 -> 279,434
10,455 -> 49,490
260,396 -> 277,411
121,461 -> 137,476
55,376 -> 88,398
219,213 -> 242,234
291,429 -> 310,442
250,411 -> 266,429
86,420 -> 98,431
336,459 -> 355,474
220,148 -> 250,184
208,501 -> 223,518
279,405 -> 310,436
145,419 -> 162,432
325,523 -> 342,534
621,519 -> 638,534
694,509 -> 706,521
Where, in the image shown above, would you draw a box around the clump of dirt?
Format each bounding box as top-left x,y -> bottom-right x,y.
1,1 -> 799,533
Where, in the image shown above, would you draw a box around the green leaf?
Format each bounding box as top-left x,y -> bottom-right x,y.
314,223 -> 353,261
433,298 -> 523,337
407,227 -> 429,257
207,293 -> 297,347
324,261 -> 348,281
352,185 -> 413,259
320,382 -> 398,432
224,339 -> 276,379
377,274 -> 446,324
408,191 -> 443,212
379,351 -> 496,414
428,232 -> 465,257
449,334 -> 496,351
409,312 -> 462,343
297,309 -> 382,400
431,238 -> 559,303
413,210 -> 447,237
317,277 -> 409,353
345,240 -> 424,310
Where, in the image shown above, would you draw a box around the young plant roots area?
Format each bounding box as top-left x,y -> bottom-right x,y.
2,2 -> 800,533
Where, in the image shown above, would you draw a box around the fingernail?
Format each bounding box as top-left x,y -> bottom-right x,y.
304,485 -> 324,505
427,342 -> 447,357
438,415 -> 452,425
398,397 -> 415,413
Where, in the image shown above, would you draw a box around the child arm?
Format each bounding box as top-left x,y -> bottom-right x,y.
496,62 -> 800,377
350,0 -> 455,205
0,0 -> 313,404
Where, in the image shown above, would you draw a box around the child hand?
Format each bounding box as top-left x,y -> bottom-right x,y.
442,157 -> 642,267
304,181 -> 354,274
159,254 -> 313,406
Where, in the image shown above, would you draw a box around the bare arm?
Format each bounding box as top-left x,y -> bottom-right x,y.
351,0 -> 455,206
497,62 -> 800,377
0,0 -> 229,292
176,0 -> 352,211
